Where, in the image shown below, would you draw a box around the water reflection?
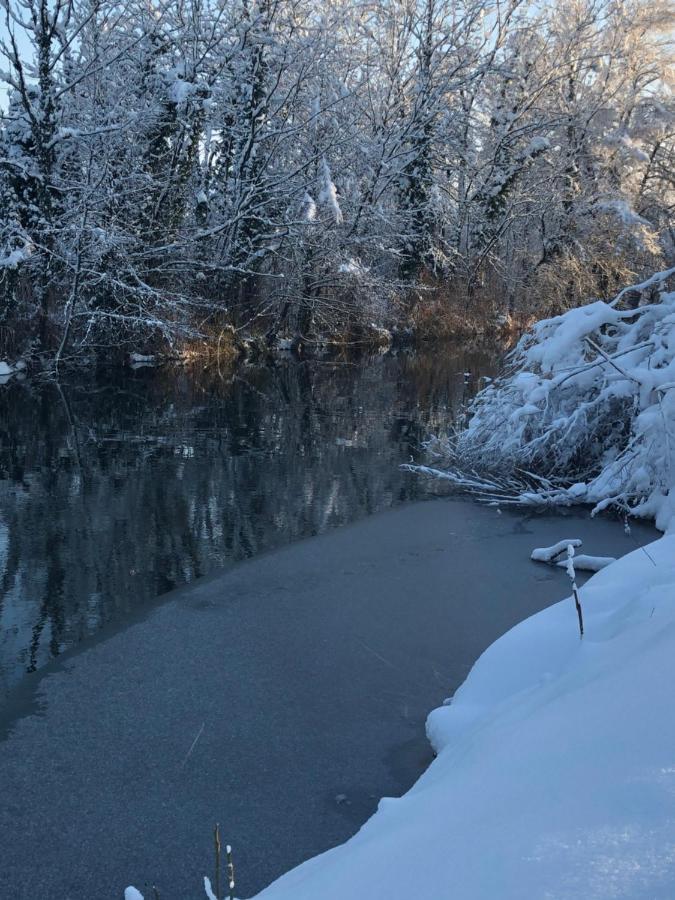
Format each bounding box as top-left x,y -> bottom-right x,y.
0,348 -> 496,696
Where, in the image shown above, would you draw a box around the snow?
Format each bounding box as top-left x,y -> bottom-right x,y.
0,248 -> 29,269
595,199 -> 650,228
129,353 -> 157,368
426,268 -> 675,530
531,541 -> 614,571
555,554 -> 615,572
0,360 -> 19,383
531,538 -> 582,562
338,259 -> 367,276
168,70 -> 198,106
604,131 -> 650,163
302,192 -> 317,223
124,889 -> 144,900
524,135 -> 550,156
319,158 -> 343,225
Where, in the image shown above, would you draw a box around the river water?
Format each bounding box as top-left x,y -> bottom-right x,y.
0,348 -> 660,899
0,348 -> 494,697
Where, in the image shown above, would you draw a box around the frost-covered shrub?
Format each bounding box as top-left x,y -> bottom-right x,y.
427,267 -> 675,530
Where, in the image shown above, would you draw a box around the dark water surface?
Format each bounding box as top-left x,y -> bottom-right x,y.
0,349 -> 660,900
0,496 -> 657,900
0,349 -> 493,697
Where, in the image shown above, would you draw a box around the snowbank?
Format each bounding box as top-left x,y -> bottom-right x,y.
248,532 -> 675,900
423,267 -> 675,530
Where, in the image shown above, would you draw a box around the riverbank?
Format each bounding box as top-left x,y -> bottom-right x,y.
0,498 -> 654,899
0,311 -> 519,377
251,527 -> 675,900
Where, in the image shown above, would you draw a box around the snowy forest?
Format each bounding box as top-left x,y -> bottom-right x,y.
0,0 -> 673,363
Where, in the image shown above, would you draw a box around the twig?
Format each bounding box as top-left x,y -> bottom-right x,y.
214,824 -> 221,900
572,582 -> 584,639
584,337 -> 640,384
566,544 -> 584,639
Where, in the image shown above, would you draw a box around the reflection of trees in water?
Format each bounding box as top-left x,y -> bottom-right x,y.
0,348 -> 496,691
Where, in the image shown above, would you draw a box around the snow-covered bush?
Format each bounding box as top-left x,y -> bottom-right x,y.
424,267 -> 675,530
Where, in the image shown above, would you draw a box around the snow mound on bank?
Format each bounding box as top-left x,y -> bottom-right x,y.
424,267 -> 675,531
252,534 -> 675,900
